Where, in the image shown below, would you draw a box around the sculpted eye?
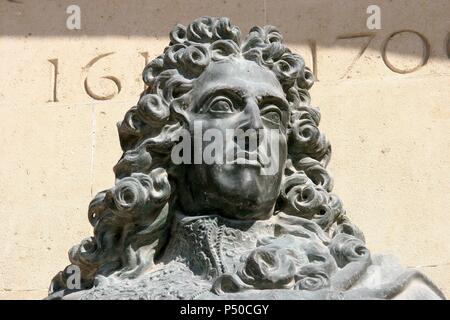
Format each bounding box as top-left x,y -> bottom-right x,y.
262,110 -> 281,126
208,97 -> 234,114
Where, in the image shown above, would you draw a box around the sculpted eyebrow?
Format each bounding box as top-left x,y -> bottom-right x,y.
258,94 -> 289,111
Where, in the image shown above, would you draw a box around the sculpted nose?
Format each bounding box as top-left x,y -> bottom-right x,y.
242,99 -> 264,131
235,99 -> 265,150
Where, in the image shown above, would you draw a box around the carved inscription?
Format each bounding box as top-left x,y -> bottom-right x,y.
45,30 -> 442,103
446,32 -> 450,59
48,59 -> 59,102
140,51 -> 150,90
83,53 -> 122,101
382,30 -> 430,74
336,33 -> 376,78
308,39 -> 318,81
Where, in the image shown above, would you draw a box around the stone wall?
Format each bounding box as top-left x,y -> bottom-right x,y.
0,0 -> 448,299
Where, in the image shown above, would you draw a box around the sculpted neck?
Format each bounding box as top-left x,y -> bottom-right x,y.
158,211 -> 331,280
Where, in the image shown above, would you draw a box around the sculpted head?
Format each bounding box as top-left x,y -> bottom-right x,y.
50,17 -> 343,292
112,17 -> 322,222
175,58 -> 289,219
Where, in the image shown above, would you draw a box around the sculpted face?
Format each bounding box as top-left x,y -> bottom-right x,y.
175,58 -> 289,220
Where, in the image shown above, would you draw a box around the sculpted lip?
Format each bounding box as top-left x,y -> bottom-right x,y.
229,158 -> 261,167
228,150 -> 270,168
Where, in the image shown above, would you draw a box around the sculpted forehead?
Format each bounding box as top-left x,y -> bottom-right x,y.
191,58 -> 285,101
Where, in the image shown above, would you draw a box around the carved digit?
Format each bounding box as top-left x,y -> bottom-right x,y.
308,40 -> 318,81
140,51 -> 149,90
48,58 -> 59,102
336,33 -> 376,78
446,32 -> 450,59
382,30 -> 430,74
84,53 -> 121,100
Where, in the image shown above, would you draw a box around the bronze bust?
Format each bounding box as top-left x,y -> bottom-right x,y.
48,16 -> 445,300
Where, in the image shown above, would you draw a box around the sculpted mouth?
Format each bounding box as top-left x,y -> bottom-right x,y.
229,157 -> 261,167
228,150 -> 270,168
